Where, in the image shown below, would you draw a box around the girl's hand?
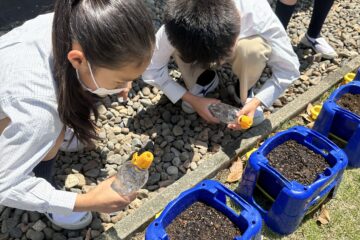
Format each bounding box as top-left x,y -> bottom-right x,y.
117,81 -> 133,102
182,92 -> 220,124
74,176 -> 137,213
227,98 -> 261,130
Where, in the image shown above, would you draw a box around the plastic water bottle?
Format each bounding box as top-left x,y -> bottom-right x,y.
208,102 -> 253,129
111,151 -> 154,195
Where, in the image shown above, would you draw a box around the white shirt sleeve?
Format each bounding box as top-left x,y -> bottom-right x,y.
142,25 -> 187,104
0,97 -> 77,215
253,0 -> 300,107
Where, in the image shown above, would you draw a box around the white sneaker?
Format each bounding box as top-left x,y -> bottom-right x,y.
181,71 -> 220,114
45,211 -> 92,230
60,127 -> 85,152
300,34 -> 338,60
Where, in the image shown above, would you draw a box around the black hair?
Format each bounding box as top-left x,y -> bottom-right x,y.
52,0 -> 155,144
164,0 -> 241,68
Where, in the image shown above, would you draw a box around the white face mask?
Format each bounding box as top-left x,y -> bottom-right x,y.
76,62 -> 126,97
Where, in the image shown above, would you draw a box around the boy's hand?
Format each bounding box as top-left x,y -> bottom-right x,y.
74,176 -> 137,213
227,98 -> 261,130
182,92 -> 220,124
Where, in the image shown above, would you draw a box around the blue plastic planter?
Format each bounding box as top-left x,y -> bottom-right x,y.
354,67 -> 360,81
146,180 -> 262,240
313,81 -> 360,167
236,126 -> 348,235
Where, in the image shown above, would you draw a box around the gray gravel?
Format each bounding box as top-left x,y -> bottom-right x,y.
0,0 -> 359,239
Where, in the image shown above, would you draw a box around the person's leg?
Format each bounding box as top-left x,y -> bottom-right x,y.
60,127 -> 86,152
2,120 -> 91,229
230,36 -> 272,105
173,52 -> 219,113
300,0 -> 337,59
1,118 -> 63,184
275,0 -> 298,29
33,127 -> 65,185
32,127 -> 93,229
229,36 -> 272,126
173,52 -> 209,89
307,0 -> 335,38
0,117 -> 10,134
33,157 -> 57,185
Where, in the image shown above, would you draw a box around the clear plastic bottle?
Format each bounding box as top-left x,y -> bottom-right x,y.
208,102 -> 253,129
111,151 -> 154,195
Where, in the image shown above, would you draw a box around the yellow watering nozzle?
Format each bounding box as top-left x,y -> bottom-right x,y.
246,148 -> 258,160
343,73 -> 355,84
155,210 -> 163,219
310,105 -> 322,120
131,151 -> 154,170
238,115 -> 253,129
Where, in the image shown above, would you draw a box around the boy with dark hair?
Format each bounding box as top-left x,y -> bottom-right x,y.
143,0 -> 300,130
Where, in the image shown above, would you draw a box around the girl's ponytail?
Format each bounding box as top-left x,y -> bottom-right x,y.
53,0 -> 98,144
52,0 -> 155,144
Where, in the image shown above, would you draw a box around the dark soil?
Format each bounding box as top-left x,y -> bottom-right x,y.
337,93 -> 360,116
166,202 -> 242,240
266,140 -> 330,186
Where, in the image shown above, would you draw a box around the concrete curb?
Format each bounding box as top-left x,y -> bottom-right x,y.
98,56 -> 360,240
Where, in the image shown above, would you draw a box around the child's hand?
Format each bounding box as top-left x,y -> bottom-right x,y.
193,97 -> 221,124
74,176 -> 137,213
117,81 -> 132,102
227,98 -> 261,130
183,92 -> 221,124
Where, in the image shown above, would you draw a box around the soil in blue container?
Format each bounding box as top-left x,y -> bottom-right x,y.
337,93 -> 360,116
266,140 -> 330,185
166,202 -> 242,240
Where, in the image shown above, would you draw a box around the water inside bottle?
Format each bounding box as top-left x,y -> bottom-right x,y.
111,162 -> 148,195
208,103 -> 240,124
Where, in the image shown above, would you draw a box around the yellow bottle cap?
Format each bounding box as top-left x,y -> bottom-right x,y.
310,104 -> 322,120
155,210 -> 163,219
131,151 -> 154,170
238,115 -> 253,129
343,72 -> 355,84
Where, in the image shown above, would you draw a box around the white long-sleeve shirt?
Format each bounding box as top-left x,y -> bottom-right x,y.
0,13 -> 77,215
143,0 -> 300,107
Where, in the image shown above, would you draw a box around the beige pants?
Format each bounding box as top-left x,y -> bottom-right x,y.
174,36 -> 272,104
0,117 -> 65,160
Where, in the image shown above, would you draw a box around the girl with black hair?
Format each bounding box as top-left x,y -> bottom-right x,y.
0,0 -> 154,229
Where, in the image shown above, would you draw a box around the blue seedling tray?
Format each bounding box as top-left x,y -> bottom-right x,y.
354,67 -> 360,81
146,180 -> 262,240
313,81 -> 360,167
236,126 -> 348,235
